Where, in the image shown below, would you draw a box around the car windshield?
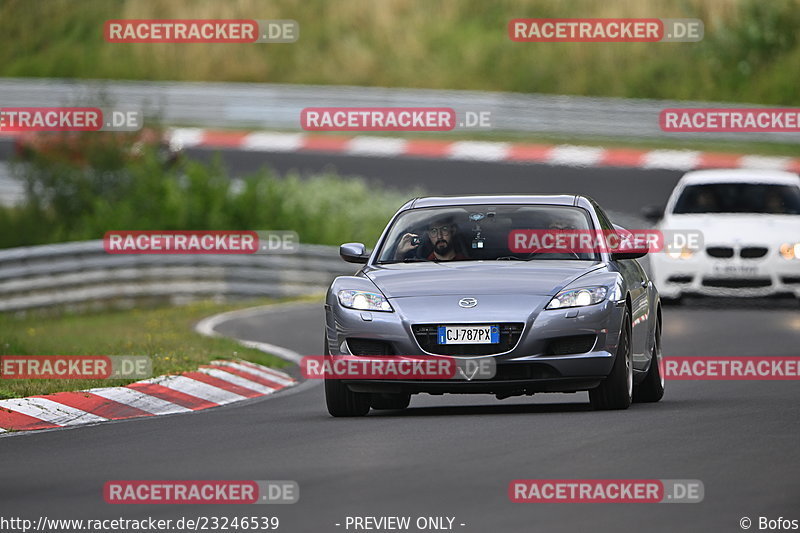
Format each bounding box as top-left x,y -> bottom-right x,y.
375,205 -> 600,263
672,183 -> 800,215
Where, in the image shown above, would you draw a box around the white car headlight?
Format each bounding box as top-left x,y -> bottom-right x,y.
666,245 -> 694,260
337,289 -> 393,312
779,243 -> 800,260
546,287 -> 608,310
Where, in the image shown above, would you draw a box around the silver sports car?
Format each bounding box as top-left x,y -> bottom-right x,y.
324,195 -> 664,416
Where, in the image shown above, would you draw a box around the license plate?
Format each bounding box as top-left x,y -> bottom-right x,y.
712,265 -> 758,277
437,325 -> 499,344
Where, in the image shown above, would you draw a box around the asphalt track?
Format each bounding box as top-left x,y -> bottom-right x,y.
1,146 -> 799,533
185,147 -> 685,215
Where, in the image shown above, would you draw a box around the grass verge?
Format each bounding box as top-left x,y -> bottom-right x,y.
0,298 -> 305,399
1,0 -> 799,105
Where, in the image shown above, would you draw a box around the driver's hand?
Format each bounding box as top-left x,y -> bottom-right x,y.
395,233 -> 419,258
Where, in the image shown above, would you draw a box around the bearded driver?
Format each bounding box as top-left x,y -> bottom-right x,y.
394,214 -> 469,261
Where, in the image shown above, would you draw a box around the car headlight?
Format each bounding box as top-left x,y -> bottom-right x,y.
337,289 -> 393,312
666,245 -> 694,260
779,243 -> 800,260
546,287 -> 608,310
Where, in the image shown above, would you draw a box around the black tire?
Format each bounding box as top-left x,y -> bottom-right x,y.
325,378 -> 371,417
370,393 -> 411,410
590,309 -> 633,410
634,314 -> 665,403
324,334 -> 370,417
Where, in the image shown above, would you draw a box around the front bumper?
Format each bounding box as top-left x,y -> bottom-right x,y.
650,249 -> 800,298
325,293 -> 625,394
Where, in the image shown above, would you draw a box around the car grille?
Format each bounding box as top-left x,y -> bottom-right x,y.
702,278 -> 772,289
781,276 -> 800,285
707,246 -> 769,259
667,275 -> 694,284
740,247 -> 768,259
412,323 -> 524,356
346,338 -> 393,355
545,334 -> 597,356
706,246 -> 734,258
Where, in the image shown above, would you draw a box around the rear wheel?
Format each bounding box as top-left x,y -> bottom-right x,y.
370,393 -> 411,410
634,315 -> 665,403
324,334 -> 370,417
590,309 -> 633,410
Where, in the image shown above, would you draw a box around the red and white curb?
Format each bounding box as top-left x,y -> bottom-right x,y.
167,128 -> 800,173
0,304 -> 307,434
0,360 -> 296,433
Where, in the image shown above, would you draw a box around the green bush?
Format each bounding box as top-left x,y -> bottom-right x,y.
0,142 -> 416,249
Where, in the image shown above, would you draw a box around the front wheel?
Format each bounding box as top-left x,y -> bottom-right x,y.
325,378 -> 371,417
324,333 -> 370,417
590,309 -> 633,410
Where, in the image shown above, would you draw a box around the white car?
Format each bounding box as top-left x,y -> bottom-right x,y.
647,169 -> 800,302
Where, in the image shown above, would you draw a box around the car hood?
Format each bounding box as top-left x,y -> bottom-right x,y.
365,261 -> 603,298
661,213 -> 800,244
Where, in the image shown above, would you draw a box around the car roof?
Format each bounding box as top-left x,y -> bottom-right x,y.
408,194 -> 580,208
678,169 -> 800,186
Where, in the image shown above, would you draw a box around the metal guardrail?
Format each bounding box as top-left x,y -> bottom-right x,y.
0,208 -> 650,314
0,78 -> 797,144
0,240 -> 355,312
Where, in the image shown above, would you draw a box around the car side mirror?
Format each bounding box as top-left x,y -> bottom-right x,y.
610,227 -> 649,261
340,242 -> 369,264
611,250 -> 648,261
642,205 -> 664,223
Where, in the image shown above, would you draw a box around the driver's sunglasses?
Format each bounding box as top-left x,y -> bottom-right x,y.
427,225 -> 452,235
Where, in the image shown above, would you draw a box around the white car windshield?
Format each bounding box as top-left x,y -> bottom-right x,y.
673,183 -> 800,215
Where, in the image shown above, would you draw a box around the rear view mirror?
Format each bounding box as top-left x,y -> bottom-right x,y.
642,205 -> 664,223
